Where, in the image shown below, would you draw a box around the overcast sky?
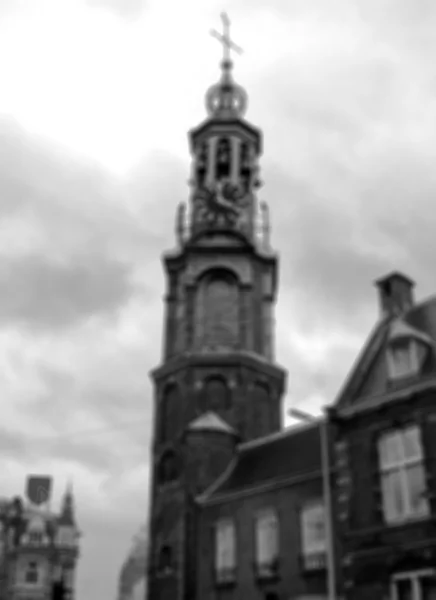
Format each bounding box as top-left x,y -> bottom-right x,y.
1,0 -> 436,598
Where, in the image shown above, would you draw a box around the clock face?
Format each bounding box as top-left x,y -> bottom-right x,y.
193,180 -> 247,228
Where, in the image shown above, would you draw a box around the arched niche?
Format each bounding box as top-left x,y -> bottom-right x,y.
158,544 -> 173,572
216,137 -> 231,180
158,450 -> 179,485
194,269 -> 240,352
252,381 -> 271,435
204,376 -> 230,412
159,383 -> 182,443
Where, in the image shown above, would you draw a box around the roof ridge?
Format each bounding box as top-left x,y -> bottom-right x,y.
239,420 -> 320,452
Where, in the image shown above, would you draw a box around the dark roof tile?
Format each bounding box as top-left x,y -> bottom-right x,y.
206,422 -> 321,498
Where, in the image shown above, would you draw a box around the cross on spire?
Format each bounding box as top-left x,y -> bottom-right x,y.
210,12 -> 243,65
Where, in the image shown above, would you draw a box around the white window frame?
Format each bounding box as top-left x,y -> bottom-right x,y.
387,341 -> 419,380
378,425 -> 429,524
254,507 -> 279,570
391,569 -> 436,600
214,518 -> 236,581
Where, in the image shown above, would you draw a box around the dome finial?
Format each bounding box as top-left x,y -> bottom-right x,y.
207,13 -> 248,119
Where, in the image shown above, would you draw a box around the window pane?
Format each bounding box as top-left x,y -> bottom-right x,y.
406,464 -> 429,517
395,579 -> 413,600
421,575 -> 436,600
392,347 -> 413,377
379,432 -> 402,468
382,470 -> 405,522
402,427 -> 423,461
216,521 -> 235,570
301,503 -> 326,553
256,510 -> 278,564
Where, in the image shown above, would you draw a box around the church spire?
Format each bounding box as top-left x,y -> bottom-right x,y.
175,13 -> 267,247
59,481 -> 76,526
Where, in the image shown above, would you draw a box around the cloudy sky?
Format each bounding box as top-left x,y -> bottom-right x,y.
1,0 -> 436,598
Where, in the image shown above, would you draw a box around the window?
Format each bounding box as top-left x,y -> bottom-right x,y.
300,501 -> 326,570
158,545 -> 173,574
392,570 -> 436,600
215,519 -> 236,585
194,270 -> 240,352
254,508 -> 279,579
158,451 -> 178,484
205,377 -> 230,412
387,342 -> 420,380
378,426 -> 429,524
25,561 -> 39,584
159,384 -> 180,443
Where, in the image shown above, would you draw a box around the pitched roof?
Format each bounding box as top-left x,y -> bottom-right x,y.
335,295 -> 436,410
187,411 -> 237,435
199,422 -> 321,503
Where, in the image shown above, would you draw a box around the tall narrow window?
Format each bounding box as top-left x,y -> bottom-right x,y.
255,507 -> 279,579
195,270 -> 240,352
159,384 -> 181,443
205,376 -> 230,412
158,545 -> 173,574
215,519 -> 236,585
252,383 -> 270,436
300,501 -> 326,570
378,425 -> 429,524
158,450 -> 178,485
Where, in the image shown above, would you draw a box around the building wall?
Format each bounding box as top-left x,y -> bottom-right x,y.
334,389 -> 436,600
197,475 -> 329,600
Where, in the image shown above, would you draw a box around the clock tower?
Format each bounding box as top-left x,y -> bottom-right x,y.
146,14 -> 287,600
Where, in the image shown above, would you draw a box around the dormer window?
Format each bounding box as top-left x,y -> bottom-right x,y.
386,319 -> 433,381
387,343 -> 418,379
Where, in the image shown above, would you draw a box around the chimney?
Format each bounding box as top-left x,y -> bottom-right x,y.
374,271 -> 415,318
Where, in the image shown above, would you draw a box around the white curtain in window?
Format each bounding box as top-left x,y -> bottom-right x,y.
255,509 -> 278,565
378,426 -> 429,523
301,503 -> 326,554
381,470 -> 405,522
215,520 -> 235,571
391,347 -> 413,378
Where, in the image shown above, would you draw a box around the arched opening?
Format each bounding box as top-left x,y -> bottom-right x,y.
194,269 -> 240,351
159,384 -> 181,443
252,382 -> 271,435
216,137 -> 231,180
204,376 -> 230,412
158,545 -> 173,572
158,450 -> 179,484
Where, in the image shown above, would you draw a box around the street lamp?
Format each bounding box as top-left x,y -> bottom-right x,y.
288,408 -> 336,600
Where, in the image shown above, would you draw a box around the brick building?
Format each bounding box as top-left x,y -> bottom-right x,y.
331,273 -> 436,600
145,14 -> 334,600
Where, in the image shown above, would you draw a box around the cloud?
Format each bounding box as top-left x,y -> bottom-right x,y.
0,255 -> 136,331
86,0 -> 147,19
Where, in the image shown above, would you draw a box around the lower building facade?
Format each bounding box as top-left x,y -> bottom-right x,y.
0,476 -> 80,600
